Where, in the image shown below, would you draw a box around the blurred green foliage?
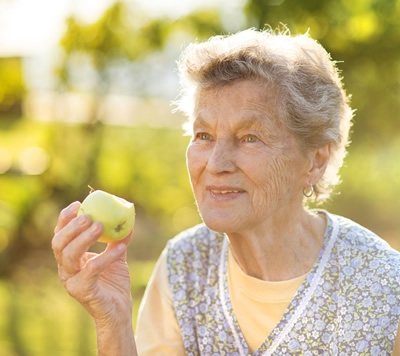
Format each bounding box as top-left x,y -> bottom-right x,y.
244,0 -> 400,143
0,119 -> 197,269
0,57 -> 25,118
57,1 -> 224,95
0,260 -> 155,355
0,0 -> 399,353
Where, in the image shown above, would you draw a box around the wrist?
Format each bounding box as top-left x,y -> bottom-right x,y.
92,292 -> 133,329
95,317 -> 137,356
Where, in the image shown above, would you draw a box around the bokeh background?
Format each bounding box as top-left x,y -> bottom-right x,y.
0,0 -> 399,354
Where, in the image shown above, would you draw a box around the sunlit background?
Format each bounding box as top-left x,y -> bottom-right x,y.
1,0 -> 400,354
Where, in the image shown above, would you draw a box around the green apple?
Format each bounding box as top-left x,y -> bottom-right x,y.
77,190 -> 135,243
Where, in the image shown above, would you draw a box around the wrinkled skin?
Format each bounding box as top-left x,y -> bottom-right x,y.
186,80 -> 330,281
186,80 -> 312,235
52,201 -> 137,355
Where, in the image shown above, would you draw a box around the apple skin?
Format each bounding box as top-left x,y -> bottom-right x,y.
77,190 -> 135,243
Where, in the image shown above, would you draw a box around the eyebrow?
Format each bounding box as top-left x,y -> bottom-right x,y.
192,115 -> 211,128
192,96 -> 281,137
234,114 -> 272,132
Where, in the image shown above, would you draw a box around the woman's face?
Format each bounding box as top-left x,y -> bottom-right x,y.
186,80 -> 313,234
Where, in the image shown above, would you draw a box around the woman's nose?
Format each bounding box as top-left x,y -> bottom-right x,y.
206,140 -> 236,174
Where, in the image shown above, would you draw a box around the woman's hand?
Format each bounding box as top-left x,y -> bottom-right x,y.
52,201 -> 137,355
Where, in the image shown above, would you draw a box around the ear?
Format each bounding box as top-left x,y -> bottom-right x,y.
307,144 -> 331,185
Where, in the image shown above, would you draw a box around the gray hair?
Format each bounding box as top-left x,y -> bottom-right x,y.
174,28 -> 354,203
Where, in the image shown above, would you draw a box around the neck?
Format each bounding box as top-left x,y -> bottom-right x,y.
226,209 -> 326,281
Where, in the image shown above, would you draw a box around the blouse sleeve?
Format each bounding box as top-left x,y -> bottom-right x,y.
135,248 -> 185,355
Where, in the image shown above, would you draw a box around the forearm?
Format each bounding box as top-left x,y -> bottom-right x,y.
96,318 -> 137,356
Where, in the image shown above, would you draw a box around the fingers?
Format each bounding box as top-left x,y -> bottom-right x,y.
82,243 -> 128,282
54,201 -> 80,234
107,229 -> 133,249
55,220 -> 103,285
61,221 -> 104,275
52,202 -> 133,291
61,244 -> 127,298
52,213 -> 92,263
80,231 -> 132,280
52,202 -> 105,279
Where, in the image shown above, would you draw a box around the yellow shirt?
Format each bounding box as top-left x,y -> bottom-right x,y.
136,247 -> 400,355
228,247 -> 306,353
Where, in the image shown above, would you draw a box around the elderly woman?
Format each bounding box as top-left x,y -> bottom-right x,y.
52,28 -> 400,355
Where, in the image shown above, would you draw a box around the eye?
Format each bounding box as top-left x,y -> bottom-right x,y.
196,132 -> 212,140
244,135 -> 258,143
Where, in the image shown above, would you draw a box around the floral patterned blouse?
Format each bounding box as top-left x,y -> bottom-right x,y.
166,211 -> 400,355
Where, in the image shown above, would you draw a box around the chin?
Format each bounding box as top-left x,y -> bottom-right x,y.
200,214 -> 238,233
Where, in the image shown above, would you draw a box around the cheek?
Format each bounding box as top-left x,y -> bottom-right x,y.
273,156 -> 295,186
186,146 -> 203,186
257,155 -> 297,198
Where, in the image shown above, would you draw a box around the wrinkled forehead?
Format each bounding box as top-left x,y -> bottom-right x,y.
191,80 -> 289,135
193,79 -> 283,120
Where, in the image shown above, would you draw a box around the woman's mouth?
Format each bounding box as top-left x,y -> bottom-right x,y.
207,186 -> 245,200
210,189 -> 242,194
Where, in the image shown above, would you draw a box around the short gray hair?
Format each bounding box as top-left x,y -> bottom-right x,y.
174,28 -> 354,203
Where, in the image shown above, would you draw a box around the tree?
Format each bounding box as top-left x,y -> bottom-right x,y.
244,0 -> 400,144
57,1 -> 224,96
0,1 -> 225,278
53,0 -> 226,196
0,57 -> 25,119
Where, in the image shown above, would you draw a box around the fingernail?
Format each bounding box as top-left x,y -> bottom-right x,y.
116,243 -> 126,253
77,214 -> 90,226
90,221 -> 102,233
69,201 -> 80,212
